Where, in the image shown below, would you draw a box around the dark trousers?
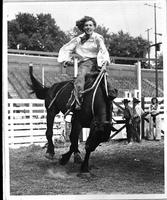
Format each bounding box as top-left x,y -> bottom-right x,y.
132,118 -> 141,142
125,121 -> 132,143
74,58 -> 117,102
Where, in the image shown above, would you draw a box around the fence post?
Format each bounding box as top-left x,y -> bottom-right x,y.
29,102 -> 34,145
10,101 -> 15,148
42,66 -> 45,86
141,97 -> 145,139
137,61 -> 142,100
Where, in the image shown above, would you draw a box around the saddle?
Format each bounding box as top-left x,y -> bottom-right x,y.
65,69 -> 108,115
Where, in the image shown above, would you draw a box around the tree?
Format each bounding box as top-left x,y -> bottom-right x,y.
95,25 -> 112,49
8,14 -> 151,65
68,27 -> 150,65
108,31 -> 150,64
66,24 -> 111,47
157,53 -> 163,69
8,13 -> 69,52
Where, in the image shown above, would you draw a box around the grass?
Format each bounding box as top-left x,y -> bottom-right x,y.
9,139 -> 164,195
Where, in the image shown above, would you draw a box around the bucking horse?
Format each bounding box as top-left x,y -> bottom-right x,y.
29,63 -> 118,173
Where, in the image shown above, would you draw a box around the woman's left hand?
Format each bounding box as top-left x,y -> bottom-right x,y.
101,61 -> 108,70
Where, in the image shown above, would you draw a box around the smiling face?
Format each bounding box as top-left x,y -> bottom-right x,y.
152,98 -> 158,104
83,20 -> 95,36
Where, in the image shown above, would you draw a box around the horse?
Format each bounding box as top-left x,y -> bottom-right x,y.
29,65 -> 117,173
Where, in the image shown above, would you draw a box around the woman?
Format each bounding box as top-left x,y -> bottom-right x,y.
147,97 -> 161,140
57,16 -> 117,110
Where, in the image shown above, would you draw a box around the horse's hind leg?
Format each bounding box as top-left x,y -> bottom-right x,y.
59,116 -> 82,165
45,108 -> 58,159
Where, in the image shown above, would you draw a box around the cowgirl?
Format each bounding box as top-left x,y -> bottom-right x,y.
58,16 -> 117,110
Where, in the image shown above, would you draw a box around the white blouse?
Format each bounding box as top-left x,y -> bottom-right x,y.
149,104 -> 160,115
57,32 -> 110,67
133,104 -> 144,118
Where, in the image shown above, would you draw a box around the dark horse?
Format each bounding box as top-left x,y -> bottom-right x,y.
29,65 -> 117,173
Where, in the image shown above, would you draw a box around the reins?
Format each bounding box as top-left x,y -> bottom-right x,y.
81,65 -> 107,95
48,81 -> 73,109
91,69 -> 106,117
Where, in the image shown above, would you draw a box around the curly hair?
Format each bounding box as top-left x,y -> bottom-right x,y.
76,16 -> 97,32
151,97 -> 158,104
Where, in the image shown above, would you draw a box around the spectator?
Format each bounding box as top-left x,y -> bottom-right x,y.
147,97 -> 161,141
122,99 -> 133,144
132,97 -> 145,143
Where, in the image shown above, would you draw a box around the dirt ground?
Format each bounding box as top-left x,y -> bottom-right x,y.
9,139 -> 164,196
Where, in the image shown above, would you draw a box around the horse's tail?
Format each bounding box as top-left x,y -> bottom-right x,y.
28,65 -> 49,99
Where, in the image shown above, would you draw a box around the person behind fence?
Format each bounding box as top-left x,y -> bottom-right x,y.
147,97 -> 161,141
122,99 -> 133,144
132,97 -> 145,143
57,16 -> 118,110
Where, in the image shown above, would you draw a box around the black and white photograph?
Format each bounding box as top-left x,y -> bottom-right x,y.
3,0 -> 167,199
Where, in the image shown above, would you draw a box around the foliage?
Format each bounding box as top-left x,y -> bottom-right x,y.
108,31 -> 150,65
157,53 -> 163,69
8,13 -> 151,66
8,13 -> 69,52
67,27 -> 150,65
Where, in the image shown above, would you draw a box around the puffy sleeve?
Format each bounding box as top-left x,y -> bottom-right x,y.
57,37 -> 78,63
96,35 -> 110,67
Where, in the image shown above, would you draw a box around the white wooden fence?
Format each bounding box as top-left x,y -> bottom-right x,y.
7,98 -> 164,148
8,99 -> 65,148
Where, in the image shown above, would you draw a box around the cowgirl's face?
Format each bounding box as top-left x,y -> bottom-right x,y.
83,20 -> 95,35
152,98 -> 157,104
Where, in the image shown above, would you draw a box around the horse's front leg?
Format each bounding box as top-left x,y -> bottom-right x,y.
80,149 -> 91,173
59,115 -> 82,165
80,127 -> 99,173
80,133 -> 101,173
80,122 -> 111,173
45,109 -> 57,160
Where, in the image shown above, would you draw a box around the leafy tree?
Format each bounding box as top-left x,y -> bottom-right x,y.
95,25 -> 112,49
157,53 -> 163,69
68,26 -> 150,65
67,24 -> 111,47
8,13 -> 69,52
8,13 -> 151,66
108,31 -> 150,64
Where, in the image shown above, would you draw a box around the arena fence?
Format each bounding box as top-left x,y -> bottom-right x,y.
8,99 -> 65,148
7,98 -> 164,148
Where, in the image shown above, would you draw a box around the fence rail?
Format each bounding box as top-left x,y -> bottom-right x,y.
8,99 -> 65,148
8,49 -> 158,61
7,98 -> 164,148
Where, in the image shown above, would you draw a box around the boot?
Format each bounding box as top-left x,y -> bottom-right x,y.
75,101 -> 81,110
74,90 -> 83,110
66,90 -> 75,109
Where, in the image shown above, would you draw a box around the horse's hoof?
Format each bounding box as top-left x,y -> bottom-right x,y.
77,172 -> 92,178
45,153 -> 54,160
59,156 -> 68,165
74,153 -> 83,164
